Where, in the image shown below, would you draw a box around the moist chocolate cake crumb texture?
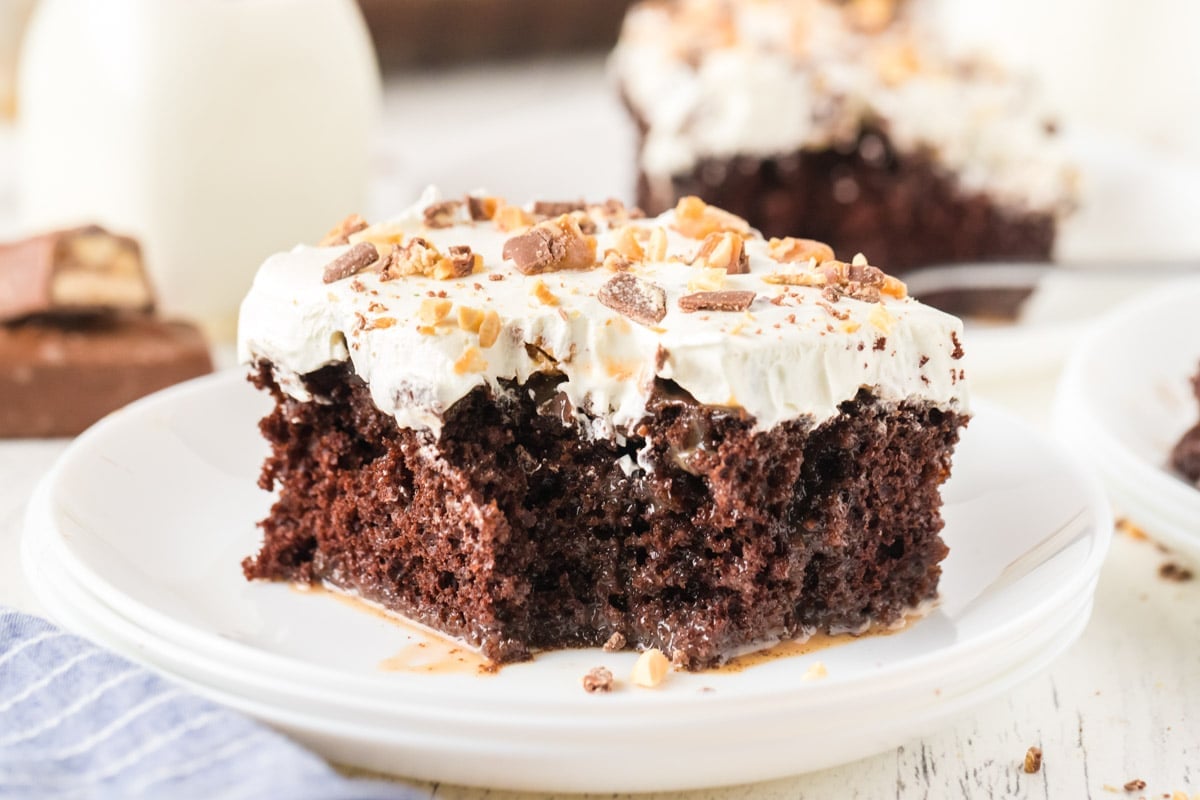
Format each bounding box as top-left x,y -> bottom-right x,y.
1171,368 -> 1200,485
634,128 -> 1056,272
244,360 -> 964,669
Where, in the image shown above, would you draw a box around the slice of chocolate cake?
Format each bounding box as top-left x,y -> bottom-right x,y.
238,189 -> 969,669
611,0 -> 1076,271
1171,368 -> 1200,486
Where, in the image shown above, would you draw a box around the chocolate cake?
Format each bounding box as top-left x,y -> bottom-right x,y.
611,0 -> 1075,271
239,190 -> 970,668
1171,368 -> 1200,486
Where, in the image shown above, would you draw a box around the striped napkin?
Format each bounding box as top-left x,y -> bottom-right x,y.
0,607 -> 424,800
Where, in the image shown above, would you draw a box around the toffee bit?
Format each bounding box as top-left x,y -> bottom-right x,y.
1123,779 -> 1146,792
1022,746 -> 1042,774
582,666 -> 614,693
768,236 -> 834,265
678,290 -> 756,313
602,632 -> 627,652
318,213 -> 368,246
322,241 -> 379,284
597,272 -> 667,327
487,272 -> 505,281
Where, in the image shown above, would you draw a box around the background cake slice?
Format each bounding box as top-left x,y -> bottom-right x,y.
1172,368 -> 1200,486
611,0 -> 1076,271
239,189 -> 970,668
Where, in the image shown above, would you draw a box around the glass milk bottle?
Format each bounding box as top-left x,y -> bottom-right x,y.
18,0 -> 381,336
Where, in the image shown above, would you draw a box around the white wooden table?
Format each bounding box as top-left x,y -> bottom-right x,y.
2,61 -> 1199,800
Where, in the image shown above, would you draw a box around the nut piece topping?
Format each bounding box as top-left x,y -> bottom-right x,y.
598,273 -> 667,327
502,215 -> 597,274
688,267 -> 727,292
319,214 -> 369,247
671,196 -> 750,240
768,236 -> 835,266
348,222 -> 405,251
418,298 -> 453,325
423,200 -> 464,229
678,290 -> 755,313
692,231 -> 749,273
530,279 -> 560,306
630,648 -> 670,688
457,305 -> 485,333
493,203 -> 535,232
613,226 -> 645,261
477,309 -> 501,348
602,250 -> 634,272
582,666 -> 614,694
453,346 -> 488,375
323,241 -> 380,283
1022,746 -> 1042,774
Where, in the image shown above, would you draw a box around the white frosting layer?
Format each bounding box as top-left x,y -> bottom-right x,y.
612,0 -> 1074,214
238,189 -> 969,439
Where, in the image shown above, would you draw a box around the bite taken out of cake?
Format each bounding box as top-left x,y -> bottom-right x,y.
611,0 -> 1076,271
238,189 -> 970,670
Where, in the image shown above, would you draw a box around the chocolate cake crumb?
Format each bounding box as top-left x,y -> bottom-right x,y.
603,632 -> 627,652
1124,779 -> 1147,792
874,337 -> 887,351
1159,563 -> 1194,582
323,242 -> 379,284
582,666 -> 614,693
1022,746 -> 1042,774
950,331 -> 965,360
678,290 -> 755,313
598,273 -> 667,327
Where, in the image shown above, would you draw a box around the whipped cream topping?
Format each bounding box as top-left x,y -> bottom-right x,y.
612,0 -> 1074,214
238,188 -> 968,440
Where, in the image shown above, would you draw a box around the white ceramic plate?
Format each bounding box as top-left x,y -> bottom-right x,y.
24,371 -> 1111,791
1055,276 -> 1200,557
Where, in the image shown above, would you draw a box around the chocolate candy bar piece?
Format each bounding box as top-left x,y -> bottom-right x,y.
0,227 -> 154,323
0,314 -> 213,437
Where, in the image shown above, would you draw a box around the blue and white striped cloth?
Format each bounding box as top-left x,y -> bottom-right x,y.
0,607 -> 424,800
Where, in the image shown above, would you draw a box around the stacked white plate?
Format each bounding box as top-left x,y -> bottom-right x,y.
23,371 -> 1111,792
1056,276 -> 1200,560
